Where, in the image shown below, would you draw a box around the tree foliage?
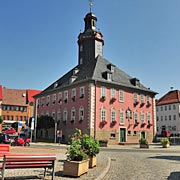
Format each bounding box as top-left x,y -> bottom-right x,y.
37,115 -> 54,129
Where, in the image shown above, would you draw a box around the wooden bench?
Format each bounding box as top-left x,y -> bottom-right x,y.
0,153 -> 56,180
0,144 -> 10,154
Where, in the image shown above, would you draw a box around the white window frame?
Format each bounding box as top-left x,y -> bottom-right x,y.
119,90 -> 124,102
147,113 -> 151,124
64,91 -> 68,101
58,92 -> 62,104
110,88 -> 116,98
140,112 -> 145,123
134,111 -> 138,124
101,108 -> 106,121
47,96 -> 50,105
107,73 -> 112,81
140,94 -> 144,103
80,87 -> 85,98
71,108 -> 76,121
101,86 -> 106,97
120,110 -> 124,124
79,106 -> 84,120
134,93 -> 138,103
63,109 -> 68,122
41,97 -> 45,106
72,88 -> 76,98
111,109 -> 116,122
53,94 -> 56,104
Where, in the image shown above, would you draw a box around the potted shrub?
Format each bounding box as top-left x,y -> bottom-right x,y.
161,138 -> 170,148
139,137 -> 149,148
82,134 -> 100,168
63,129 -> 89,177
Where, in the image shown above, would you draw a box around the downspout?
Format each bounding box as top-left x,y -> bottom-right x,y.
94,80 -> 97,139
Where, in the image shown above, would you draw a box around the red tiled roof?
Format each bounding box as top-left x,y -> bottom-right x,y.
27,90 -> 41,103
156,90 -> 180,105
2,88 -> 27,106
0,85 -> 2,100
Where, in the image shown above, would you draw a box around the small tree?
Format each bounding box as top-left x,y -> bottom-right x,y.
37,115 -> 54,130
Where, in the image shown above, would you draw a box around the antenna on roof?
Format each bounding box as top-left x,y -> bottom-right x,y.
89,0 -> 93,12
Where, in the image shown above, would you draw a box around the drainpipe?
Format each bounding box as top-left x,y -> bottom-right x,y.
94,80 -> 97,139
34,98 -> 38,142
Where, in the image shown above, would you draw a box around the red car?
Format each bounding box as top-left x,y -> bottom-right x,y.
2,128 -> 16,135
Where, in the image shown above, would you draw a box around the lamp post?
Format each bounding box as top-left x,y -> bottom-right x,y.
54,120 -> 57,143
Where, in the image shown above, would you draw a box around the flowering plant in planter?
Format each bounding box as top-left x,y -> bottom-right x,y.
139,137 -> 149,148
66,129 -> 100,161
100,120 -> 107,126
134,101 -> 139,106
139,137 -> 148,145
82,134 -> 100,157
66,130 -> 88,161
161,138 -> 170,148
111,97 -> 116,103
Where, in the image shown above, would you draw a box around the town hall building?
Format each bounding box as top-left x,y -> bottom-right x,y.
34,6 -> 157,144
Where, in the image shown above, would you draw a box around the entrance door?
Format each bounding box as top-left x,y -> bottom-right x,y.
120,128 -> 126,142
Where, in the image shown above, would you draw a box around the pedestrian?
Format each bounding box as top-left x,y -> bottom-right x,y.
56,130 -> 61,144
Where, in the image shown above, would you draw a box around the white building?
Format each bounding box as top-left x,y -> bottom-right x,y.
156,90 -> 180,136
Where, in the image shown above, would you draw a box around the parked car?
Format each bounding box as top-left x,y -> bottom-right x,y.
0,133 -> 11,144
2,127 -> 16,135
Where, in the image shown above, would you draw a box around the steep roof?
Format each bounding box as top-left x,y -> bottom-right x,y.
2,88 -> 27,106
0,85 -> 2,100
38,56 -> 157,96
156,90 -> 180,105
27,90 -> 41,103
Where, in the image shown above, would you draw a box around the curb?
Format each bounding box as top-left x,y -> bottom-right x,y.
95,156 -> 111,180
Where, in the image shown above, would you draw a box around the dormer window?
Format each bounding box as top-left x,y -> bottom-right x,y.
73,68 -> 79,75
69,76 -> 77,84
107,64 -> 115,72
54,82 -> 58,89
131,78 -> 140,87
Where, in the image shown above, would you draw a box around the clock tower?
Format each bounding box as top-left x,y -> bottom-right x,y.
77,7 -> 104,66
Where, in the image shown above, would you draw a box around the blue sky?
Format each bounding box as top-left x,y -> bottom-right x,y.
0,0 -> 180,99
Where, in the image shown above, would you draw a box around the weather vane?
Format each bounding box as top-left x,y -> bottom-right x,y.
89,0 -> 93,12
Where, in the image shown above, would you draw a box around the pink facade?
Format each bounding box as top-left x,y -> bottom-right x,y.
36,82 -> 156,144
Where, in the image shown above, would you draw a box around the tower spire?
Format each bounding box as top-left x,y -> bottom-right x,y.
89,0 -> 93,12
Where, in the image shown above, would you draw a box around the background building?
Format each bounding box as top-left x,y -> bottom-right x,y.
156,90 -> 180,136
0,85 -> 41,132
34,8 -> 157,144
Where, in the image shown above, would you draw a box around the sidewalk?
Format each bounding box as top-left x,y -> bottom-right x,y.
6,142 -> 180,180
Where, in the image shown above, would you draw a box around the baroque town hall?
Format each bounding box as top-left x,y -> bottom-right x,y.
34,7 -> 157,144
